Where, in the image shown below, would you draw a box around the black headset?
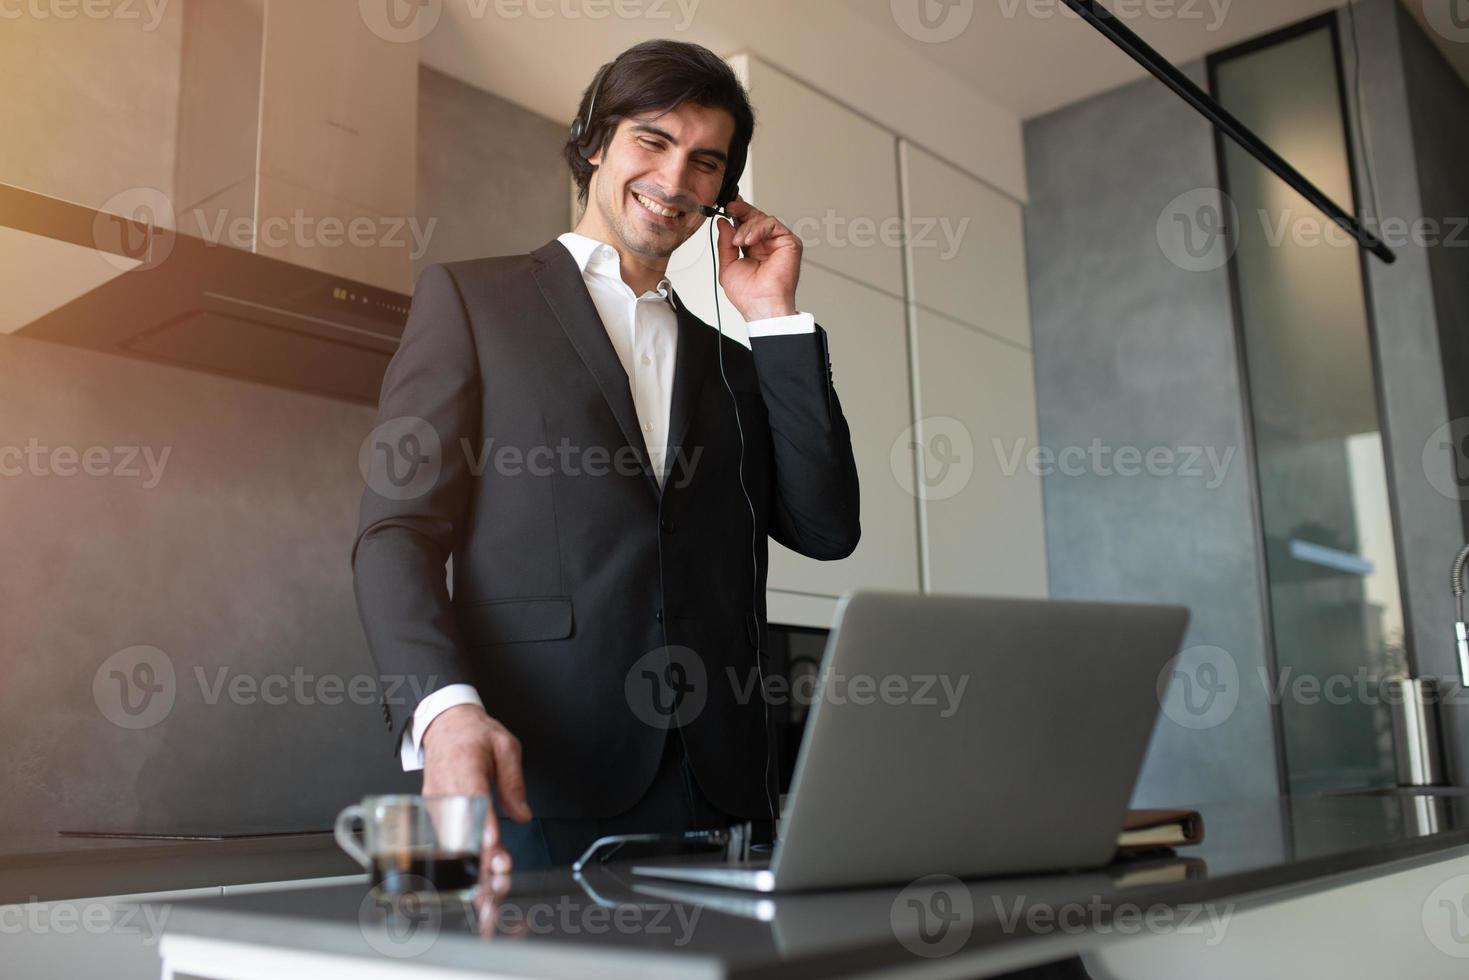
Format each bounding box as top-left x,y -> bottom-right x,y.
572,59 -> 777,841
571,61 -> 744,216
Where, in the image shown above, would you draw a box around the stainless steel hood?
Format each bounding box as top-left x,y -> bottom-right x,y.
2,182 -> 407,405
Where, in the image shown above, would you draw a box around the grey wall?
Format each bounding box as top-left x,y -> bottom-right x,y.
1025,2 -> 1469,803
415,65 -> 571,275
0,334 -> 416,835
1345,0 -> 1469,779
1023,63 -> 1283,807
0,66 -> 577,837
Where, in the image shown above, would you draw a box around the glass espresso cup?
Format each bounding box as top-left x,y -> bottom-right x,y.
334,794 -> 489,899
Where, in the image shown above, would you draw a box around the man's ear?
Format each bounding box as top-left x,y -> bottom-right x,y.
587,125 -> 610,167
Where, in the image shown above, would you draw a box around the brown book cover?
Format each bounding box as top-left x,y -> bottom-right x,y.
1109,856 -> 1209,888
1117,808 -> 1205,852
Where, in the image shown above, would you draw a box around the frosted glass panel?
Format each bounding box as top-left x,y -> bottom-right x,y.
1214,23 -> 1405,793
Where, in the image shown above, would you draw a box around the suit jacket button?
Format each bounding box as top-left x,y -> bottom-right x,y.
656,609 -> 664,623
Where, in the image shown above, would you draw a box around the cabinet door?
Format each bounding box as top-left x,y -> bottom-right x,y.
901,142 -> 1032,350
738,58 -> 906,300
663,257 -> 919,605
667,56 -> 920,607
901,139 -> 1046,596
665,56 -> 905,331
765,264 -> 920,598
912,310 -> 1048,597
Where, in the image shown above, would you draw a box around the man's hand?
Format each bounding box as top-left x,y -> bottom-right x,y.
715,195 -> 802,322
421,703 -> 533,875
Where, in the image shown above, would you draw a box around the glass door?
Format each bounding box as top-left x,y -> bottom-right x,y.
1210,16 -> 1409,793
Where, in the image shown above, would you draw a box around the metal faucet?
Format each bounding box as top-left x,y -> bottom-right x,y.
1455,545 -> 1469,685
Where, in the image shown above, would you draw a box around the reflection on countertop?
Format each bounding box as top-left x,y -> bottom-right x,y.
153,790 -> 1469,979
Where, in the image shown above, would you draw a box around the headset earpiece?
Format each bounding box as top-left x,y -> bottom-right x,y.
571,63 -> 613,162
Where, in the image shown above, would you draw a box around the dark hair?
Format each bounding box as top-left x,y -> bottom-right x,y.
564,40 -> 755,209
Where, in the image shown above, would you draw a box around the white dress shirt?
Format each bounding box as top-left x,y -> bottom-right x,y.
399,231 -> 816,770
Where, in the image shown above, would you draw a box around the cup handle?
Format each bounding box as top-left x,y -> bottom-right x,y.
333,804 -> 370,869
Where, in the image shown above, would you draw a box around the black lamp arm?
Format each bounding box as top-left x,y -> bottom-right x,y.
1060,0 -> 1396,265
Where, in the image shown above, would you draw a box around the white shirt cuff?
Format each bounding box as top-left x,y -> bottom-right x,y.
398,683 -> 484,772
747,312 -> 816,338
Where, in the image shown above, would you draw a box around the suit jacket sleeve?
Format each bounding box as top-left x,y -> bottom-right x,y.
751,324 -> 861,561
351,263 -> 482,751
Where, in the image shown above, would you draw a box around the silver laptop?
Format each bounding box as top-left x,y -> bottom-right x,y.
632,591 -> 1189,892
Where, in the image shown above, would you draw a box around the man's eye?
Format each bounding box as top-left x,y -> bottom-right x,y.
638,138 -> 663,150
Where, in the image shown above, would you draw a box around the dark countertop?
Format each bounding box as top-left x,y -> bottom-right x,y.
0,831 -> 360,904
153,789 -> 1469,978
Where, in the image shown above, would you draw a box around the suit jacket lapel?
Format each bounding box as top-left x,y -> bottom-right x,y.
530,240 -> 659,496
665,287 -> 713,491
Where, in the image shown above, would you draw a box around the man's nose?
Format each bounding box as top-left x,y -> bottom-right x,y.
654,157 -> 698,208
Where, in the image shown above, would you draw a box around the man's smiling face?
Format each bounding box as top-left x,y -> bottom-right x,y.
585,101 -> 735,261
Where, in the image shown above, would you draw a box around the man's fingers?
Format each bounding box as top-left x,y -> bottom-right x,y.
480,812 -> 513,870
491,731 -> 533,823
421,710 -> 528,877
481,807 -> 502,850
473,869 -> 514,939
739,216 -> 794,252
716,215 -> 741,267
733,215 -> 773,248
723,194 -> 753,218
484,841 -> 513,877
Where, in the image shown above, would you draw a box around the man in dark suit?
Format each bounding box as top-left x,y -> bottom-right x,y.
352,39 -> 860,874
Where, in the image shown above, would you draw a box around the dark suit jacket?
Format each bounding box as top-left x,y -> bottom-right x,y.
351,238 -> 860,819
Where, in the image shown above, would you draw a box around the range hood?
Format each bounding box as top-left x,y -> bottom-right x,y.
0,1 -> 422,404
2,182 -> 408,405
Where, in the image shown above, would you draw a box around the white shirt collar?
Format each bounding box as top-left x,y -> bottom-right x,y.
557,231 -> 671,299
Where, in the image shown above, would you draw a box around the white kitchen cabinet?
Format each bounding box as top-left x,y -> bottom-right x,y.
737,57 -> 905,300
900,142 -> 1034,351
668,62 -> 1048,614
910,309 -> 1048,597
667,57 -> 921,609
764,263 -> 920,599
901,139 -> 1048,597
